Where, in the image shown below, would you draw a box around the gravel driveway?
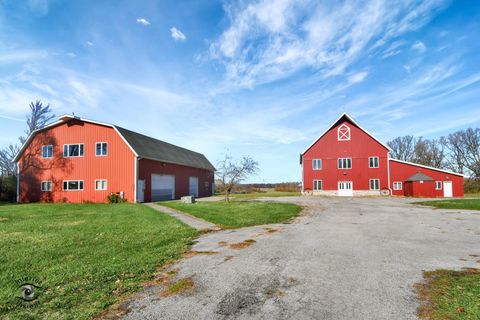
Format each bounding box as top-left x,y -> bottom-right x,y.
123,197 -> 480,320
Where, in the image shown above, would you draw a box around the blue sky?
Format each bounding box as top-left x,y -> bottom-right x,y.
1,0 -> 479,183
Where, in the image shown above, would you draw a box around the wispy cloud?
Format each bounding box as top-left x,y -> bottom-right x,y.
411,40 -> 427,53
209,0 -> 447,89
86,41 -> 94,46
170,27 -> 186,41
348,71 -> 368,84
136,18 -> 150,26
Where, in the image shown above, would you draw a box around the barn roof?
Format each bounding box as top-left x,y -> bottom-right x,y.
405,172 -> 434,182
301,112 -> 391,156
13,115 -> 215,172
115,126 -> 215,171
389,159 -> 465,177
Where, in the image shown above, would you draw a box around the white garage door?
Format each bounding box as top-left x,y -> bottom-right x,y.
151,174 -> 175,201
189,176 -> 199,197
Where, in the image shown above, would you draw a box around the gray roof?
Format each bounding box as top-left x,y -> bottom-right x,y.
405,172 -> 434,182
115,126 -> 215,171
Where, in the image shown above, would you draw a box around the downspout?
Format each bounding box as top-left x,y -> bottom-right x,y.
134,157 -> 138,203
387,152 -> 392,195
300,154 -> 304,194
16,162 -> 20,203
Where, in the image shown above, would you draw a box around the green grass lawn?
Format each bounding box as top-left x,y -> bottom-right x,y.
416,198 -> 480,210
417,269 -> 480,319
161,201 -> 302,228
0,203 -> 198,320
226,191 -> 301,201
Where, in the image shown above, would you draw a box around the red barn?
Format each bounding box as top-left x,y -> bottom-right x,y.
301,113 -> 464,197
14,115 -> 215,203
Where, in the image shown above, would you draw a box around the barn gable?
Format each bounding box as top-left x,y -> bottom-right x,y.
301,113 -> 390,161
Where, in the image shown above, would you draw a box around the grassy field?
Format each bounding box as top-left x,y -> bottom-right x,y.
0,203 -> 198,320
162,201 -> 302,228
417,269 -> 480,319
226,191 -> 301,201
416,198 -> 480,210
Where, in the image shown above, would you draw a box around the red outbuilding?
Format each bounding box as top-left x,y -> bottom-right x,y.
14,115 -> 215,203
301,113 -> 464,197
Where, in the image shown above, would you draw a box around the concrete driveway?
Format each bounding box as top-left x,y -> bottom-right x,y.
124,197 -> 480,320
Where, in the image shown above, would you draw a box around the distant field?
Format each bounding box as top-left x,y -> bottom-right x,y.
218,191 -> 301,201
162,201 -> 302,228
0,203 -> 197,319
416,199 -> 480,210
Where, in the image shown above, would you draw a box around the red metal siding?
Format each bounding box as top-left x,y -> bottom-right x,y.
389,160 -> 464,197
303,119 -> 389,191
18,120 -> 136,203
138,158 -> 214,202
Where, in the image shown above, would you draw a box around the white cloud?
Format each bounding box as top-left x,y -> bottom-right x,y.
209,0 -> 447,89
67,52 -> 77,57
136,18 -> 150,26
411,40 -> 427,53
403,65 -> 411,73
86,41 -> 94,46
170,27 -> 186,41
348,71 -> 368,84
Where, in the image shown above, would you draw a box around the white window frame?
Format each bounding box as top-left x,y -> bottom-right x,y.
313,180 -> 323,191
63,143 -> 84,157
62,180 -> 84,191
42,145 -> 53,159
312,159 -> 322,170
95,142 -> 108,156
41,181 -> 52,191
435,181 -> 442,190
95,179 -> 108,190
338,124 -> 351,141
369,179 -> 380,190
369,156 -> 379,168
393,181 -> 403,190
338,158 -> 352,169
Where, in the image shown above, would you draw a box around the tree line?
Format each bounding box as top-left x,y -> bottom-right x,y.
387,129 -> 480,192
0,101 -> 54,201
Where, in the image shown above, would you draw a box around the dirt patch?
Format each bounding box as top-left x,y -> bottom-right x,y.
224,255 -> 234,262
219,239 -> 257,250
92,303 -> 130,320
143,270 -> 177,287
0,217 -> 9,222
160,277 -> 195,297
183,251 -> 218,258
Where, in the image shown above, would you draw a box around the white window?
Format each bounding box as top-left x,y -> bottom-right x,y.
393,182 -> 403,190
435,181 -> 442,190
63,144 -> 84,157
95,179 -> 108,190
338,124 -> 350,141
312,159 -> 322,170
338,158 -> 352,169
369,156 -> 379,168
96,142 -> 108,156
41,181 -> 52,191
63,180 -> 84,191
369,179 -> 380,190
42,145 -> 53,158
313,180 -> 323,191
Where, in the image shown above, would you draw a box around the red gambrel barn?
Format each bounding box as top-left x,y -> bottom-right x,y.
301,113 -> 464,197
14,115 -> 215,203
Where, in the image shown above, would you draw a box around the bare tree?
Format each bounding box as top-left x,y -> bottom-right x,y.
413,138 -> 444,168
387,135 -> 416,161
0,101 -> 54,201
20,100 -> 55,143
442,128 -> 480,179
216,154 -> 259,202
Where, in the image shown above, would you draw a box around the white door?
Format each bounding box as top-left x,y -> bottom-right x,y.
443,181 -> 453,197
189,176 -> 199,197
338,181 -> 353,196
137,180 -> 145,203
151,174 -> 175,201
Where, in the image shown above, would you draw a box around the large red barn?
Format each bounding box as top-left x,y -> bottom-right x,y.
301,113 -> 464,197
14,115 -> 215,203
